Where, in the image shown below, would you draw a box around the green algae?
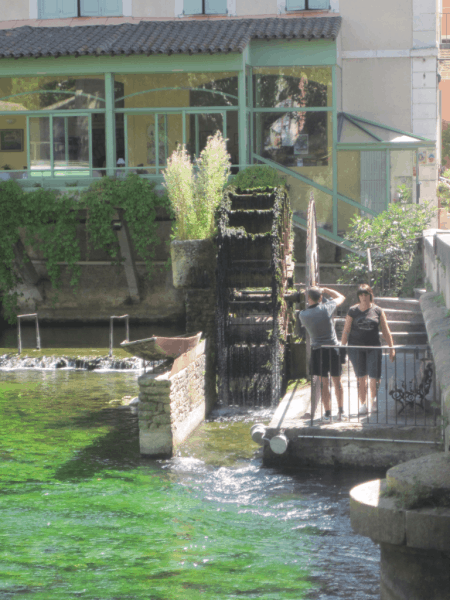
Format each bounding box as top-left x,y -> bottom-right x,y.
0,371 -> 314,600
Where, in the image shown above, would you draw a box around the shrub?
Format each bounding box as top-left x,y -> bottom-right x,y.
230,165 -> 286,191
163,131 -> 231,240
338,197 -> 436,296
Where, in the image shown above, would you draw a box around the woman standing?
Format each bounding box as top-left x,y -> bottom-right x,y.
341,284 -> 395,415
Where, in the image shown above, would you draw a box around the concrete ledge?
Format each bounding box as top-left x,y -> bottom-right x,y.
350,479 -> 406,545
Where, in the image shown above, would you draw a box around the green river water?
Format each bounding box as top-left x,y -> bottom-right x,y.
0,368 -> 380,600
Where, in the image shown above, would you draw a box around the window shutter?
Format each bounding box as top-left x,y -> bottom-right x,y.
308,0 -> 329,8
60,0 -> 77,17
285,0 -> 306,10
184,0 -> 202,14
39,0 -> 60,19
80,0 -> 101,16
102,0 -> 122,16
205,0 -> 227,14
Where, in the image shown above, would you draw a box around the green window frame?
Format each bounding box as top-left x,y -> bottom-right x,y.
184,0 -> 227,15
286,0 -> 329,10
39,0 -> 122,19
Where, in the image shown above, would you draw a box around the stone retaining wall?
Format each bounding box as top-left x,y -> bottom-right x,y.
138,341 -> 206,457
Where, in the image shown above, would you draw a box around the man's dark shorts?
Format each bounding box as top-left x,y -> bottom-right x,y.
311,347 -> 342,377
348,347 -> 382,379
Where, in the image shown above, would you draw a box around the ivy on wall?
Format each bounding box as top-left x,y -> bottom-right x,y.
0,176 -> 171,324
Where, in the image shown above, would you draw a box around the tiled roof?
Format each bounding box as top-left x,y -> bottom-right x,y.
0,16 -> 341,58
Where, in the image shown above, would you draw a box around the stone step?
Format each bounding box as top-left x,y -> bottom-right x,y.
374,297 -> 421,312
334,317 -> 426,334
386,321 -> 426,333
392,331 -> 428,346
381,308 -> 425,323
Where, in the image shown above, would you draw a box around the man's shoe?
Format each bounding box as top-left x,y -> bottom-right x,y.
337,408 -> 347,421
358,403 -> 368,415
370,400 -> 378,413
321,410 -> 331,422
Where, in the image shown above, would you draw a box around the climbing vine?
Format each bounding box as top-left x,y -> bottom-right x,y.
0,176 -> 171,324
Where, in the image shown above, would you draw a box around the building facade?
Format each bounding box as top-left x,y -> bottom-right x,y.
0,0 -> 440,245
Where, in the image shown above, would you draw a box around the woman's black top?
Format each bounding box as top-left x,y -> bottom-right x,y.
347,304 -> 382,347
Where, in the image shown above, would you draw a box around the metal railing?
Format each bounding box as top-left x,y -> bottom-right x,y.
309,345 -> 440,428
17,313 -> 41,355
109,314 -> 130,357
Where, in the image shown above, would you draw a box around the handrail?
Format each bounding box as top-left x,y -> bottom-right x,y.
17,313 -> 41,355
109,315 -> 130,357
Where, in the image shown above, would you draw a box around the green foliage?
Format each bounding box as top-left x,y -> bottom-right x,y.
382,478 -> 450,510
437,178 -> 450,209
0,176 -> 170,323
0,181 -> 81,323
338,198 -> 436,296
230,165 -> 286,191
81,174 -> 171,279
164,131 -> 231,240
442,126 -> 450,165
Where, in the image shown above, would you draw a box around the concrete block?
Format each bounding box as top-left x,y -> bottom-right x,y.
413,56 -> 437,72
350,479 -> 406,545
413,14 -> 438,32
406,508 -> 450,551
413,31 -> 437,49
139,429 -> 172,457
413,88 -> 437,103
413,71 -> 437,89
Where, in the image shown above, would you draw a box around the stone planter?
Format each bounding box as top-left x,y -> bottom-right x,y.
170,238 -> 216,289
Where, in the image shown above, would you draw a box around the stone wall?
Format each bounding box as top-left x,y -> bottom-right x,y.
186,289 -> 216,411
138,342 -> 206,457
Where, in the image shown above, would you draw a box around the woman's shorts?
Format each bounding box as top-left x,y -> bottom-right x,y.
311,347 -> 342,377
348,347 -> 382,379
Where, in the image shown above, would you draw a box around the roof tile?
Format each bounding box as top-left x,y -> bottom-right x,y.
0,16 -> 341,59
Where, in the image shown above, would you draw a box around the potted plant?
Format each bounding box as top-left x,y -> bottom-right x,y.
164,132 -> 231,289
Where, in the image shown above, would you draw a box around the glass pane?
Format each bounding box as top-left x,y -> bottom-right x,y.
187,113 -> 223,159
253,67 -> 331,108
391,149 -> 416,204
30,116 -> 50,173
0,115 -> 26,173
115,73 -> 238,108
0,76 -> 105,111
53,116 -> 90,175
337,150 -> 388,215
338,199 -> 361,237
92,113 -> 106,172
125,113 -> 183,174
337,150 -> 361,203
289,181 -> 333,232
253,111 -> 332,191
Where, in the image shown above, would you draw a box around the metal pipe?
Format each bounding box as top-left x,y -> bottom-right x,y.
295,435 -> 441,445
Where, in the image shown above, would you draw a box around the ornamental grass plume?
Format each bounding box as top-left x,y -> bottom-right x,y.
163,145 -> 195,241
164,131 -> 231,240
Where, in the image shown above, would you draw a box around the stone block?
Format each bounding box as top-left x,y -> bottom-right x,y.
406,507 -> 450,551
154,414 -> 171,424
350,479 -> 406,545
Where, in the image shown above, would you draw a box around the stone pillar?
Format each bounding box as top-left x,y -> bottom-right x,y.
171,238 -> 217,411
350,453 -> 450,600
138,343 -> 207,457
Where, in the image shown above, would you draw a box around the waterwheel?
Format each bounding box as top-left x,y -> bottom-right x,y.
216,186 -> 293,407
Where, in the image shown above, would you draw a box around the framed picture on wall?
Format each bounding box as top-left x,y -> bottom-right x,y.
0,129 -> 24,152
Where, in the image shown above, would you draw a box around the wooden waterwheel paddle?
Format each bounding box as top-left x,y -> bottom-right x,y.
305,192 -> 320,413
305,191 -> 320,291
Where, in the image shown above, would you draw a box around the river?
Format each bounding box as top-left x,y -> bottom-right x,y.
0,368 -> 381,599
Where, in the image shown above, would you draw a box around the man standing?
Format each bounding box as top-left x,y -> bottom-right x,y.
299,286 -> 346,421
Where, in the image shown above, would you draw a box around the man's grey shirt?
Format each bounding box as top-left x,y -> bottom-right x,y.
299,299 -> 338,349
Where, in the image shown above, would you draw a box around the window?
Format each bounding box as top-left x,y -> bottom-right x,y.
39,0 -> 122,19
184,0 -> 227,15
286,0 -> 329,10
